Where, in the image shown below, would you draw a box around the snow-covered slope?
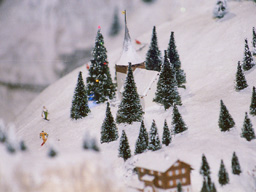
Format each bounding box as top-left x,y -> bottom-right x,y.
8,0 -> 256,191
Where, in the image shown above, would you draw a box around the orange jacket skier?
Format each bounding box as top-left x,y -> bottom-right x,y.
40,131 -> 48,146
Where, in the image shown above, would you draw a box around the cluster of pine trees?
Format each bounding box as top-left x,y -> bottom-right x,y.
199,153 -> 242,191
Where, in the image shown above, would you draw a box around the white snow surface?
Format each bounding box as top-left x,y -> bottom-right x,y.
5,0 -> 256,191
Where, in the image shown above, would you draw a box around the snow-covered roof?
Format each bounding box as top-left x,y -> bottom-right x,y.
120,68 -> 159,97
116,11 -> 144,66
141,174 -> 155,182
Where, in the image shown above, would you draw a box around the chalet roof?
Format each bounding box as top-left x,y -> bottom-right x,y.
116,10 -> 144,66
141,174 -> 155,182
120,68 -> 159,97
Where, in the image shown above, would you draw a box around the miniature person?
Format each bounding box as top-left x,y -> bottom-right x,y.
41,106 -> 49,120
40,131 -> 48,146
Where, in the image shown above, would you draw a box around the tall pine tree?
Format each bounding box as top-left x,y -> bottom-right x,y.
71,71 -> 90,120
118,130 -> 131,161
162,120 -> 171,146
250,86 -> 256,116
167,31 -> 186,87
148,120 -> 161,151
241,112 -> 256,141
218,160 -> 229,186
109,8 -> 121,36
231,152 -> 242,175
154,50 -> 182,110
145,26 -> 162,72
218,100 -> 235,132
101,102 -> 119,143
116,63 -> 144,124
172,105 -> 187,134
200,154 -> 211,178
235,61 -> 248,91
86,29 -> 116,103
135,120 -> 149,155
252,27 -> 256,56
242,39 -> 255,71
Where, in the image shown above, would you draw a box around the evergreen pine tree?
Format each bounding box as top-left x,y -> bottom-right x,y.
109,8 -> 121,36
71,71 -> 90,120
172,105 -> 187,134
154,50 -> 182,110
200,154 -> 211,178
145,26 -> 162,72
232,152 -> 242,175
211,183 -> 217,192
200,179 -> 209,192
167,31 -> 186,87
48,147 -> 57,158
250,86 -> 256,116
241,112 -> 256,141
116,63 -> 144,124
242,39 -> 255,71
118,130 -> 131,161
20,140 -> 27,151
148,120 -> 161,151
177,182 -> 183,192
101,102 -> 118,143
218,160 -> 229,186
235,61 -> 248,91
252,27 -> 256,56
218,100 -> 235,132
213,0 -> 228,18
86,29 -> 116,103
162,119 -> 171,146
134,120 -> 149,155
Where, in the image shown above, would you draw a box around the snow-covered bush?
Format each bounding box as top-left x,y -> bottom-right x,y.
213,0 -> 228,18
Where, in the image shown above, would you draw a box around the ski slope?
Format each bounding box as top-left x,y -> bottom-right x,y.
3,0 -> 256,191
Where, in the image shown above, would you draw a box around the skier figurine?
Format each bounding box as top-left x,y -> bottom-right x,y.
40,131 -> 48,146
41,106 -> 49,121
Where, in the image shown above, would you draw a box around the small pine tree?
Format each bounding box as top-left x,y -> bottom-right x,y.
48,148 -> 57,158
109,8 -> 121,36
167,31 -> 186,87
118,130 -> 131,161
145,26 -> 162,72
250,86 -> 256,116
20,141 -> 27,151
101,102 -> 118,143
213,0 -> 228,18
177,182 -> 183,192
235,61 -> 248,91
252,27 -> 256,56
200,154 -> 211,178
218,100 -> 235,132
116,63 -> 144,124
148,120 -> 161,151
218,160 -> 229,186
200,179 -> 209,192
71,71 -> 90,120
162,120 -> 171,146
211,183 -> 217,192
232,152 -> 242,175
242,39 -> 255,71
154,50 -> 182,110
172,105 -> 187,134
241,112 -> 256,141
134,120 -> 149,155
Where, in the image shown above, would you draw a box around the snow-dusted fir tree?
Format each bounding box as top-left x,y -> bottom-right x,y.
167,32 -> 186,87
218,160 -> 229,186
116,63 -> 144,124
118,130 -> 131,161
145,26 -> 162,72
241,112 -> 255,141
101,102 -> 118,143
213,0 -> 228,19
109,8 -> 121,36
162,119 -> 171,146
232,152 -> 242,175
250,86 -> 256,116
177,182 -> 182,192
172,105 -> 187,134
252,27 -> 256,56
211,184 -> 217,192
200,179 -> 208,192
86,29 -> 116,103
154,51 -> 182,110
148,120 -> 161,151
71,71 -> 90,120
242,39 -> 255,71
218,100 -> 235,132
200,154 -> 211,178
135,120 -> 149,155
235,61 -> 248,91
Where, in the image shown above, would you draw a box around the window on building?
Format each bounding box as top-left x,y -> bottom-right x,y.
182,178 -> 186,183
158,180 -> 162,186
168,171 -> 173,176
175,169 -> 179,175
182,168 -> 186,174
169,180 -> 173,186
